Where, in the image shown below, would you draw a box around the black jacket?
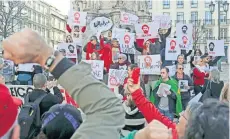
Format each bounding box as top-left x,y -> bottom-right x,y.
28,87 -> 63,116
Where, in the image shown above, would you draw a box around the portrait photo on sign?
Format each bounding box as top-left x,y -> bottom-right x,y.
135,22 -> 160,39
179,80 -> 188,92
66,34 -> 73,43
118,32 -> 136,54
138,55 -> 161,75
165,38 -> 180,61
57,43 -> 77,58
176,23 -> 193,50
120,11 -> 139,25
207,40 -> 225,56
71,11 -> 87,26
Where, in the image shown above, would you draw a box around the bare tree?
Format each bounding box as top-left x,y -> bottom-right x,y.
192,20 -> 207,49
0,1 -> 27,39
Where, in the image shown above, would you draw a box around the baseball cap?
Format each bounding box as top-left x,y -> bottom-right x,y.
90,36 -> 97,41
41,104 -> 82,139
0,84 -> 21,137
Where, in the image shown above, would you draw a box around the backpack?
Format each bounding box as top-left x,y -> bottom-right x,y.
18,93 -> 47,139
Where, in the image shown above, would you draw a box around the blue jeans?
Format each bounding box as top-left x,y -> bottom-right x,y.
159,108 -> 174,121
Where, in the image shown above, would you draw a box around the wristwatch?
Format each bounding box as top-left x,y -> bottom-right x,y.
45,54 -> 56,69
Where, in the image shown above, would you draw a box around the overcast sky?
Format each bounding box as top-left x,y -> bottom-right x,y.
45,0 -> 70,15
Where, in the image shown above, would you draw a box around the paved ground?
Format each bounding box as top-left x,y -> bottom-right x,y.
220,63 -> 229,83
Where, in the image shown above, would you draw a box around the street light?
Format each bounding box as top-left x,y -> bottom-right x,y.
209,1 -> 229,40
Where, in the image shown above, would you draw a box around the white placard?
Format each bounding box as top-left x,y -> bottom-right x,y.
70,11 -> 87,26
165,38 -> 180,60
120,11 -> 139,25
179,80 -> 188,92
176,23 -> 193,50
152,15 -> 171,29
7,85 -> 34,103
72,25 -> 83,45
2,60 -> 14,75
207,40 -> 225,56
90,17 -> 113,32
112,28 -> 126,39
18,63 -> 37,72
117,32 -> 136,54
82,60 -> 104,80
108,69 -> 128,87
135,22 -> 160,39
138,55 -> 161,75
57,43 -> 78,58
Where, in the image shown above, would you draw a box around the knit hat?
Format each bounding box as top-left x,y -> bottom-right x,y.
0,84 -> 22,137
41,104 -> 82,139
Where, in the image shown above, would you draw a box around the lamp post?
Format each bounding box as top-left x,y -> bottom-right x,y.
209,1 -> 229,40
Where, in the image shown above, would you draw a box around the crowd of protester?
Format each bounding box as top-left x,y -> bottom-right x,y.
0,26 -> 229,139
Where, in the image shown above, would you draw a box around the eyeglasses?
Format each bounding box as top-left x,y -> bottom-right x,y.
178,68 -> 184,70
179,111 -> 187,121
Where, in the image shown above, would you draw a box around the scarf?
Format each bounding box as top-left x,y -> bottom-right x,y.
150,77 -> 183,116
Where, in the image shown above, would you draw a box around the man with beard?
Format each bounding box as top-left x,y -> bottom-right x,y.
209,42 -> 215,51
124,34 -> 131,47
121,87 -> 145,137
181,25 -> 188,34
142,24 -> 149,35
68,45 -> 75,53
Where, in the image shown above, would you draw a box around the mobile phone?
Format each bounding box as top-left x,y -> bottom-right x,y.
131,67 -> 140,84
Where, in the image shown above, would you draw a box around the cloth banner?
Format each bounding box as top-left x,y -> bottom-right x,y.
207,40 -> 225,56
176,23 -> 193,50
120,11 -> 139,25
135,22 -> 160,39
138,55 -> 161,75
165,38 -> 180,61
57,42 -> 78,58
90,17 -> 113,33
82,60 -> 104,80
117,32 -> 136,54
152,15 -> 171,29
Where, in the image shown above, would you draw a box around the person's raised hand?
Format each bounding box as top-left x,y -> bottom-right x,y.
127,78 -> 140,93
135,120 -> 172,139
2,28 -> 53,66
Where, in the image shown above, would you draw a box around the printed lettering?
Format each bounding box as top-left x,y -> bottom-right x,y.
94,20 -> 110,28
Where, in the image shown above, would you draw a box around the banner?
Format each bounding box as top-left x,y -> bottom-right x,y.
7,85 -> 34,103
82,60 -> 104,80
117,32 -> 136,54
90,17 -> 113,32
176,23 -> 193,50
57,42 -> 78,58
70,11 -> 87,26
108,69 -> 128,87
135,22 -> 160,39
18,63 -> 38,72
120,11 -> 139,25
152,15 -> 171,29
138,55 -> 161,75
3,60 -> 14,75
165,38 -> 180,61
207,40 -> 225,56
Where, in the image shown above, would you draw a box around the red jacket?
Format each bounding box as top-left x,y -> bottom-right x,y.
132,89 -> 178,139
193,68 -> 209,86
100,44 -> 113,72
86,37 -> 104,60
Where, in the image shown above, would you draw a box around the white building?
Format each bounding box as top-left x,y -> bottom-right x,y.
150,0 -> 230,53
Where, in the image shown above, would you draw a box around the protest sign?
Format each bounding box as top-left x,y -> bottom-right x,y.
72,25 -> 83,45
70,11 -> 87,26
82,60 -> 104,80
135,22 -> 160,39
57,42 -> 78,58
152,14 -> 171,29
120,11 -> 139,25
165,38 -> 180,60
18,63 -> 38,72
118,32 -> 136,54
108,69 -> 128,87
179,80 -> 188,92
90,17 -> 113,32
176,23 -> 193,50
207,40 -> 225,56
3,60 -> 14,75
112,27 -> 126,39
7,85 -> 34,103
138,55 -> 161,75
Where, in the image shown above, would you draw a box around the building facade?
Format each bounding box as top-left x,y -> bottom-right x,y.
150,0 -> 230,53
25,0 -> 67,47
